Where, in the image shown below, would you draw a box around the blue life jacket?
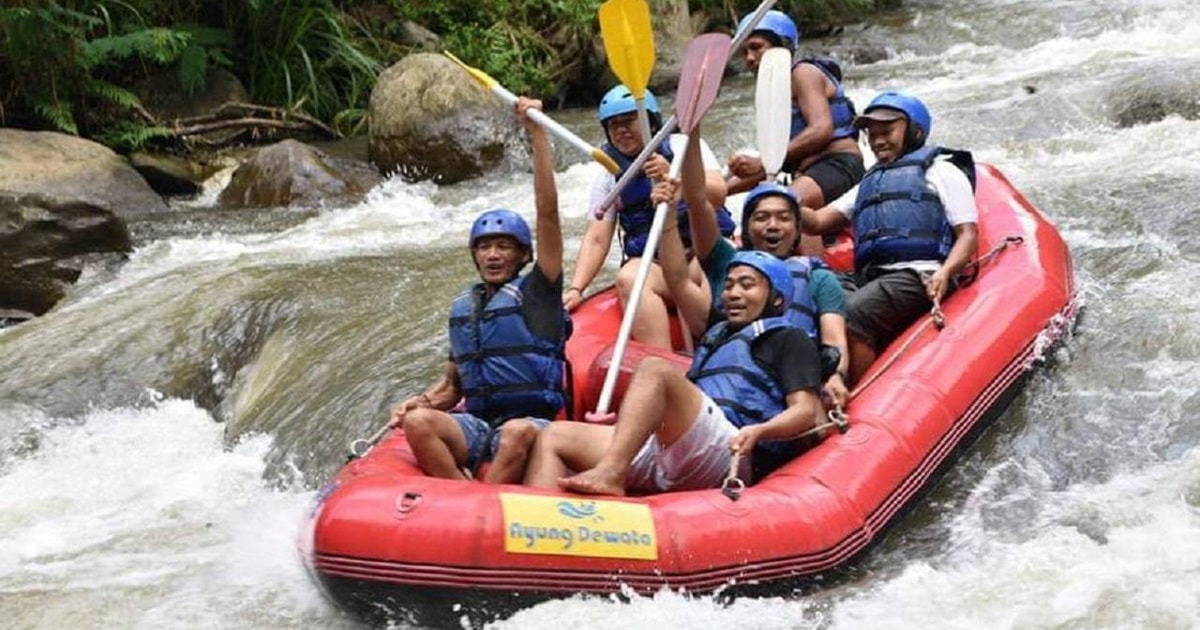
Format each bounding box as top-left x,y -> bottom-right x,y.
687,317 -> 799,475
852,145 -> 976,270
785,256 -> 823,340
448,276 -> 568,424
601,142 -> 736,258
787,58 -> 858,168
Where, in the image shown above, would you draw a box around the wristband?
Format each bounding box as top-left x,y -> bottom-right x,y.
568,286 -> 583,295
418,394 -> 433,407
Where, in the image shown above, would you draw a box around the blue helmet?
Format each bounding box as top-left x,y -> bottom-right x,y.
469,209 -> 531,249
598,84 -> 660,123
857,91 -> 932,149
736,10 -> 799,52
726,250 -> 794,313
740,183 -> 800,250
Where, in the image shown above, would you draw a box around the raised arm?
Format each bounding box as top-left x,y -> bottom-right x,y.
517,97 -> 563,283
685,143 -> 721,263
658,131 -> 713,335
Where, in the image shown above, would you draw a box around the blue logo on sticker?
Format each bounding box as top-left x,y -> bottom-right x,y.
557,500 -> 604,523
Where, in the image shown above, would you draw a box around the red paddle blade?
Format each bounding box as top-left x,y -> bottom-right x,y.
674,33 -> 732,134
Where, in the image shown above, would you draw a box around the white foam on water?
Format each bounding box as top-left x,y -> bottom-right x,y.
0,399 -> 352,629
828,448 -> 1200,629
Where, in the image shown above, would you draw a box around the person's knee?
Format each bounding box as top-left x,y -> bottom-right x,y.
615,260 -> 640,296
496,420 -> 540,455
534,421 -> 576,457
402,409 -> 438,440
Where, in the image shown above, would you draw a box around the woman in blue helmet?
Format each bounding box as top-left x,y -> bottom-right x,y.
564,84 -> 736,350
727,9 -> 865,257
801,91 -> 979,383
389,97 -> 571,485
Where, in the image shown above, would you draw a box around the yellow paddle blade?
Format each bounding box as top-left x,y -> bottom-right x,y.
598,0 -> 656,97
442,51 -> 497,91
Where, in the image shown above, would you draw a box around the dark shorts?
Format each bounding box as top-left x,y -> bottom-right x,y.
844,268 -> 934,352
800,152 -> 866,204
451,413 -> 551,465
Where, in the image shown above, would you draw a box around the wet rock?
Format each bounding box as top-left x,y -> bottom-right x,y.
646,0 -> 693,92
0,193 -> 132,317
0,129 -> 168,218
1108,63 -> 1200,127
396,20 -> 440,51
129,151 -> 213,197
367,53 -> 520,184
217,139 -> 366,208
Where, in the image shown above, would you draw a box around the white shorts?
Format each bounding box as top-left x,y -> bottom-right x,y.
625,393 -> 753,492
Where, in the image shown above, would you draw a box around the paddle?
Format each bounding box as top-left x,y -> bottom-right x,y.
756,47 -> 793,182
444,51 -> 620,175
595,33 -> 733,415
599,0 -> 657,144
595,0 -> 780,213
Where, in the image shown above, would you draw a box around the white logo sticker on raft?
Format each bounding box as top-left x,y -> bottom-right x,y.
499,493 -> 658,560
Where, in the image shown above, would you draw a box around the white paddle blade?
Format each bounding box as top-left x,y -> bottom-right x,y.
755,47 -> 793,178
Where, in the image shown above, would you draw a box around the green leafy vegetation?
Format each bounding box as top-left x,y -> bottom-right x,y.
0,0 -> 887,152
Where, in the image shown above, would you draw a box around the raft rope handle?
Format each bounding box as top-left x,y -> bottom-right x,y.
348,420 -> 393,460
848,235 -> 1024,401
721,452 -> 746,501
930,296 -> 946,330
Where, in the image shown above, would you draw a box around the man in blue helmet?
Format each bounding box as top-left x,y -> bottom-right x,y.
525,185 -> 824,494
727,9 -> 864,257
801,91 -> 979,383
671,126 -> 852,408
389,97 -> 571,484
564,84 -> 736,350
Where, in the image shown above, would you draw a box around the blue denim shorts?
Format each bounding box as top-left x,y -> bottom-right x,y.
451,413 -> 551,465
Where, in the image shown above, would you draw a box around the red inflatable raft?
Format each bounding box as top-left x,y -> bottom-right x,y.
301,164 -> 1077,624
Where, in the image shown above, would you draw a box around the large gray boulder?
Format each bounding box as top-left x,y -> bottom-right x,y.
218,139 -> 372,208
368,53 -> 519,184
0,129 -> 167,218
0,193 -> 131,319
1108,62 -> 1200,128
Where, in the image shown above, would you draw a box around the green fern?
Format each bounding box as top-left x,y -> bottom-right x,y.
96,121 -> 173,151
30,97 -> 79,135
86,78 -> 142,110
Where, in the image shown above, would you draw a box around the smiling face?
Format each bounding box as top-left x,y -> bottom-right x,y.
721,265 -> 775,326
739,34 -> 774,74
472,235 -> 527,285
746,195 -> 800,258
603,112 -> 645,156
865,117 -> 909,164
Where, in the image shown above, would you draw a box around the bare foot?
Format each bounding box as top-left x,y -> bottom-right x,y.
558,467 -> 627,496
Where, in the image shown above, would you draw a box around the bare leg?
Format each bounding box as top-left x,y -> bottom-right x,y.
524,422 -> 614,489
402,408 -> 470,480
483,419 -> 541,484
559,358 -> 705,496
848,333 -> 877,385
616,259 -> 673,350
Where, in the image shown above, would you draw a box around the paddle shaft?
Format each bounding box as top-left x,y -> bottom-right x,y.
444,51 -> 620,174
593,31 -> 732,414
485,83 -> 620,174
595,142 -> 689,414
596,0 -> 779,212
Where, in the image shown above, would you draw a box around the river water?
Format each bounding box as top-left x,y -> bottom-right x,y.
3,0 -> 1198,628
